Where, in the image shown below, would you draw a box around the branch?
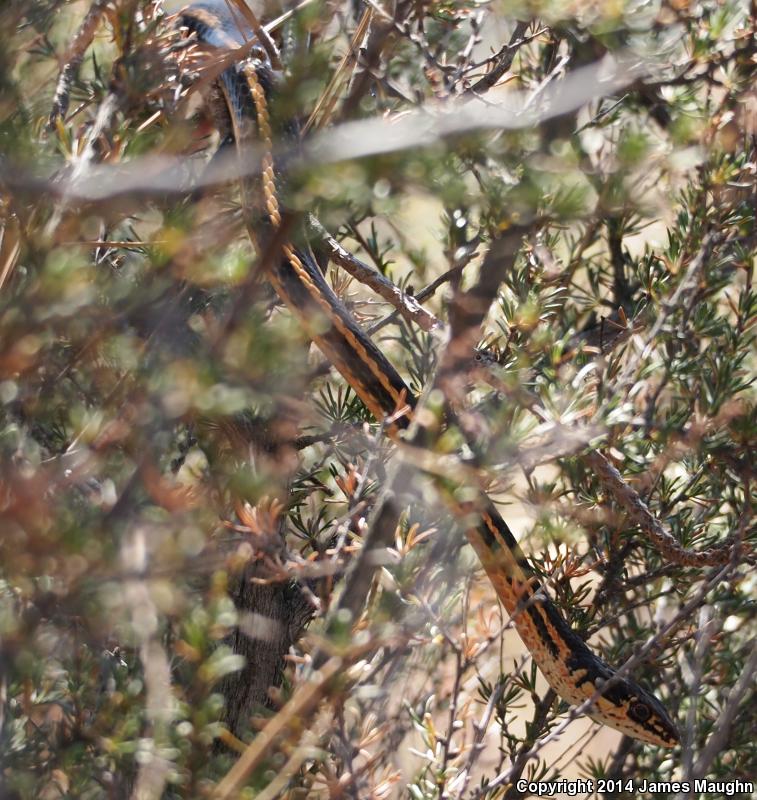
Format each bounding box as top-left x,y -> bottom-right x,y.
213,657 -> 344,800
48,0 -> 111,127
365,236 -> 481,336
10,52 -> 649,209
310,459 -> 405,671
468,20 -> 531,94
690,641 -> 757,780
585,451 -> 746,567
437,228 -> 527,408
308,215 -> 442,332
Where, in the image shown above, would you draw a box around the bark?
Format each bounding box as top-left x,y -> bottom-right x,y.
220,567 -> 314,736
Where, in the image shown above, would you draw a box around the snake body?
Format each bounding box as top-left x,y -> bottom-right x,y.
178,1 -> 679,748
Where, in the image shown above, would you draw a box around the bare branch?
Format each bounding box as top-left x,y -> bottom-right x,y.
308,215 -> 442,332
467,20 -> 532,95
585,451 -> 745,567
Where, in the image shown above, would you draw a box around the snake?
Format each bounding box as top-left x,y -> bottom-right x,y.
175,0 -> 679,748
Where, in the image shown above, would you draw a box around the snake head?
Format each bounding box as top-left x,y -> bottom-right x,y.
588,672 -> 680,747
563,645 -> 679,747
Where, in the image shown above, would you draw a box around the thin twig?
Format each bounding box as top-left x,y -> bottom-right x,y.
304,8 -> 373,134
690,641 -> 757,780
456,677 -> 508,797
225,0 -> 282,70
681,606 -> 716,779
365,237 -> 482,336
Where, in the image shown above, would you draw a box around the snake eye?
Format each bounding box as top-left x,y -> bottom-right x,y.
630,702 -> 651,722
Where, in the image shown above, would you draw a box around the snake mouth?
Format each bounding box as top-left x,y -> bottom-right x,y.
587,709 -> 679,747
563,649 -> 679,747
587,679 -> 680,747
